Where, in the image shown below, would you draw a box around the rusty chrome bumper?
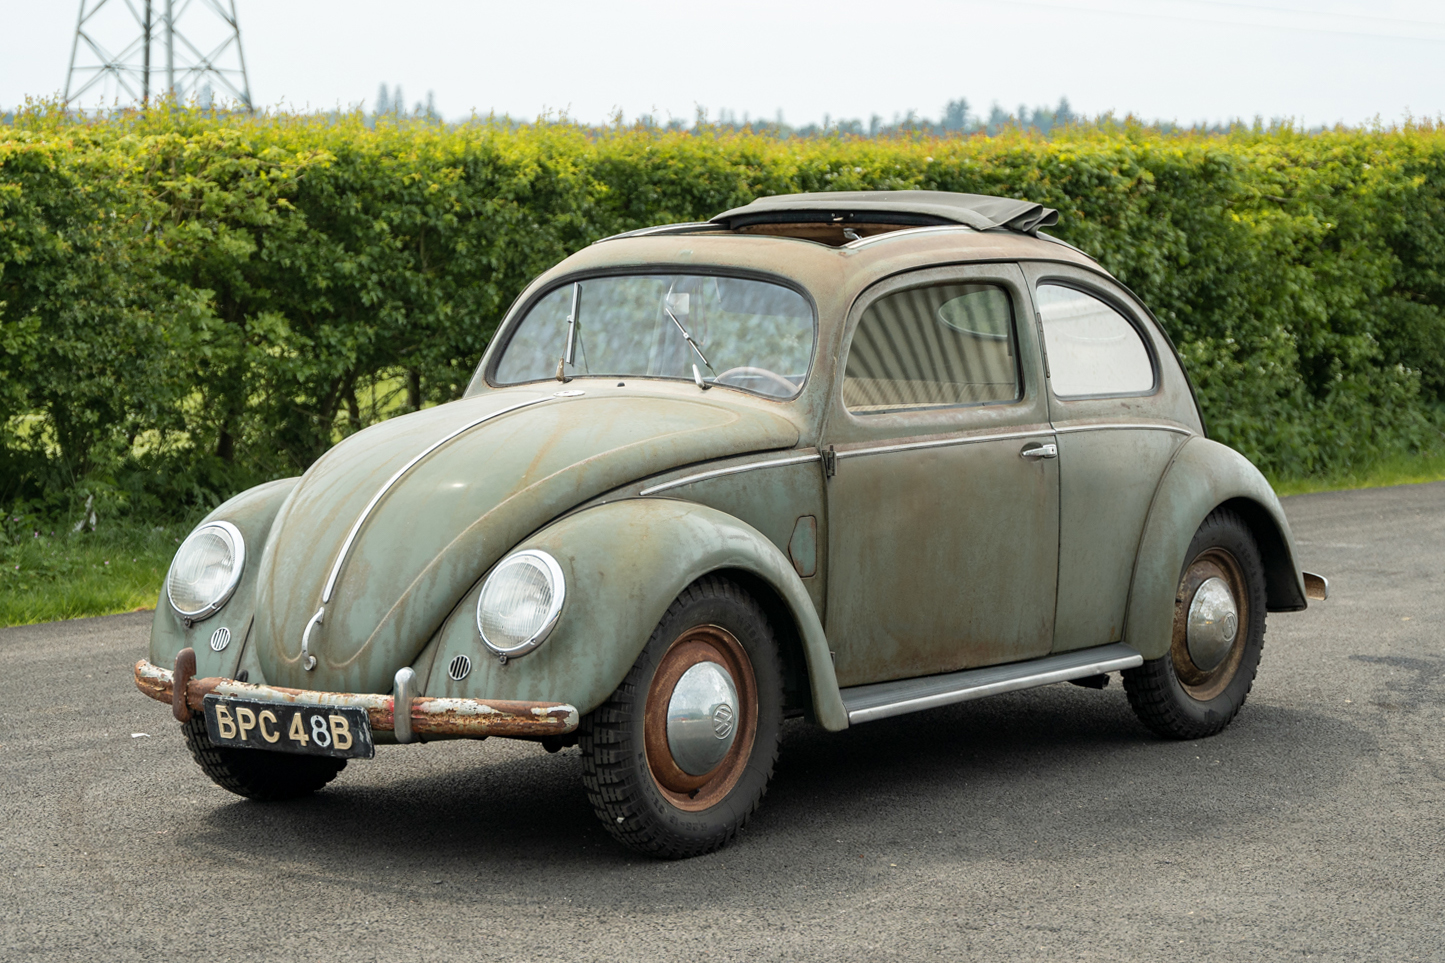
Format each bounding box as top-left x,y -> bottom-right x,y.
134,651 -> 579,741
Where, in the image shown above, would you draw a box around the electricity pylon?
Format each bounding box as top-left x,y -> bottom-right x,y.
64,0 -> 252,110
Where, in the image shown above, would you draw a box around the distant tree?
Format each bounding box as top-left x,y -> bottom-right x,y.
1055,96 -> 1075,127
942,98 -> 971,132
985,103 -> 1011,135
375,83 -> 391,116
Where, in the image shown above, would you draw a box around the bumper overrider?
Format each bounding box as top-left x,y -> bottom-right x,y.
134,648 -> 579,742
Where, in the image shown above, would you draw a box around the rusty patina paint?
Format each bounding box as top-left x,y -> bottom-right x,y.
144,217 -> 1309,747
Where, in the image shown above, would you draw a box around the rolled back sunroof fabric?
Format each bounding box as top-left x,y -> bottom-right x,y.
712,190 -> 1060,236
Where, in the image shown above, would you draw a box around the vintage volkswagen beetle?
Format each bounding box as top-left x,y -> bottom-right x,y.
136,190 -> 1328,858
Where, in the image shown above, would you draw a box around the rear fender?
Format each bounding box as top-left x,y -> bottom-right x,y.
422,498 -> 849,731
1125,438 -> 1305,659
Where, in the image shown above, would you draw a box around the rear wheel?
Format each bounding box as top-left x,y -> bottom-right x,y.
182,715 -> 346,800
580,575 -> 783,859
1123,507 -> 1267,739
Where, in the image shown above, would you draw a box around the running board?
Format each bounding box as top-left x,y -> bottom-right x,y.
839,643 -> 1145,725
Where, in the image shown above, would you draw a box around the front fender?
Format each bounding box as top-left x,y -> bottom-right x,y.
1125,438 -> 1306,659
422,498 -> 849,731
148,477 -> 300,680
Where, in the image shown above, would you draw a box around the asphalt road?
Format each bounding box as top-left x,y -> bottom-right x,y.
2,482 -> 1442,962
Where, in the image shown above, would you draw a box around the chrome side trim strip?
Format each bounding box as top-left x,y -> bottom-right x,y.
321,396 -> 551,603
1053,423 -> 1193,437
640,452 -> 822,496
801,424 -> 1188,466
835,428 -> 1056,461
840,643 -> 1144,725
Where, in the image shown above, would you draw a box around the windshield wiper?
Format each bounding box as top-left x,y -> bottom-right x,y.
555,282 -> 581,382
663,303 -> 717,388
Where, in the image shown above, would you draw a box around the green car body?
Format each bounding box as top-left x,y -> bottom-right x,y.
139,191 -> 1320,855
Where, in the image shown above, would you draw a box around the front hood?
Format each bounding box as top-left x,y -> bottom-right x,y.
253,387 -> 799,693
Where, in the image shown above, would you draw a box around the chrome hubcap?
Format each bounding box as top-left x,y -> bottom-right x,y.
1186,576 -> 1239,671
666,661 -> 739,776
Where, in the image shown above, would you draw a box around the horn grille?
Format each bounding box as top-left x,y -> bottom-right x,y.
447,654 -> 472,682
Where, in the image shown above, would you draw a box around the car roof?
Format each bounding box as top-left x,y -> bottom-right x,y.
555,221 -> 1107,301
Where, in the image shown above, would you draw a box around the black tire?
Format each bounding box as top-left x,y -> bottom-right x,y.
1123,506 -> 1267,740
182,715 -> 346,801
580,575 -> 784,859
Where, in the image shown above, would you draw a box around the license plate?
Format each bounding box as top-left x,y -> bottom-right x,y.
203,695 -> 374,759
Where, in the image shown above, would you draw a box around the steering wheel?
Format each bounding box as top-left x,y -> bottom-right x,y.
712,366 -> 799,396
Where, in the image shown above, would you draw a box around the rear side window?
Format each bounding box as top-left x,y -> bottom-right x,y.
1036,284 -> 1154,398
843,283 -> 1020,413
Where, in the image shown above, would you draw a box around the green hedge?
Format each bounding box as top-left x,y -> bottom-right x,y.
2,108 -> 1443,519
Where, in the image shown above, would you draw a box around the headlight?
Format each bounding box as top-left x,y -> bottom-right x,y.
476,549 -> 565,659
167,521 -> 245,623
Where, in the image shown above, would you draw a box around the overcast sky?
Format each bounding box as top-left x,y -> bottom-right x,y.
3,0 -> 1442,128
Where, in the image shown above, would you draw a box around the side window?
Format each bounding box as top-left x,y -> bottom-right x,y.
1036,284 -> 1154,398
843,283 -> 1020,413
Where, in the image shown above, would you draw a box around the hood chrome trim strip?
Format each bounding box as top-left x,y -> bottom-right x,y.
321,396 -> 551,604
639,452 -> 821,496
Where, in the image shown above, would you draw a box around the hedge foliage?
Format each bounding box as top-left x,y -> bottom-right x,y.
2,108 -> 1443,518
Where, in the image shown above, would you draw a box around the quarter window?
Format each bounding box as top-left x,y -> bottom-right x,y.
1036,284 -> 1153,397
843,283 -> 1020,413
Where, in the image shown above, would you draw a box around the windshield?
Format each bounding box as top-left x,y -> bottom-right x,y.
492,274 -> 815,399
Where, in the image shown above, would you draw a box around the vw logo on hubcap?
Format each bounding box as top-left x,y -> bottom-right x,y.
712,702 -> 736,739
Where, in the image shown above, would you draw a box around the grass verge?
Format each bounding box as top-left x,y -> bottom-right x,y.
0,518 -> 195,627
1270,449 -> 1445,496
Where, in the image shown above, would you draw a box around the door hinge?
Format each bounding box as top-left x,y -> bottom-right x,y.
822,446 -> 837,479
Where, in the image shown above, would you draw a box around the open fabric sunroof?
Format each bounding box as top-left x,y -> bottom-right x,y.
711,191 -> 1060,236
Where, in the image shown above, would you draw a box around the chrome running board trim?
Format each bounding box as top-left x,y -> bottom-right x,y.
840,642 -> 1144,725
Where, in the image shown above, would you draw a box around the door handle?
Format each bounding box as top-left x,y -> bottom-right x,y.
1020,443 -> 1058,460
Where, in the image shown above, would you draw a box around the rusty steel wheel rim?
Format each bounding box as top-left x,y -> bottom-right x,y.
1171,547 -> 1249,701
644,625 -> 758,813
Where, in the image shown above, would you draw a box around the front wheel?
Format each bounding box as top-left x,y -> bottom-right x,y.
580,575 -> 784,859
1123,507 -> 1267,740
182,716 -> 346,800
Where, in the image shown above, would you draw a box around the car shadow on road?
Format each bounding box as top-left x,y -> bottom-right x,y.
172,683 -> 1373,906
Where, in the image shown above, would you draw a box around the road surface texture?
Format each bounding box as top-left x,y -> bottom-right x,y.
2,483 -> 1442,962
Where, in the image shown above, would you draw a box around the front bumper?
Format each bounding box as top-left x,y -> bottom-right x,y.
134,651 -> 579,741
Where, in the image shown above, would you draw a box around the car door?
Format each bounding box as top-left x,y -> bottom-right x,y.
821,263 -> 1059,687
1022,263 -> 1198,654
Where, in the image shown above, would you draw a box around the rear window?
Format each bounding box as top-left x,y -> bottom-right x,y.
1036,284 -> 1154,398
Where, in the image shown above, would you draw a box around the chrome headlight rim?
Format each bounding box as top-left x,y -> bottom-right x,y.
166,520 -> 246,622
475,549 -> 566,658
